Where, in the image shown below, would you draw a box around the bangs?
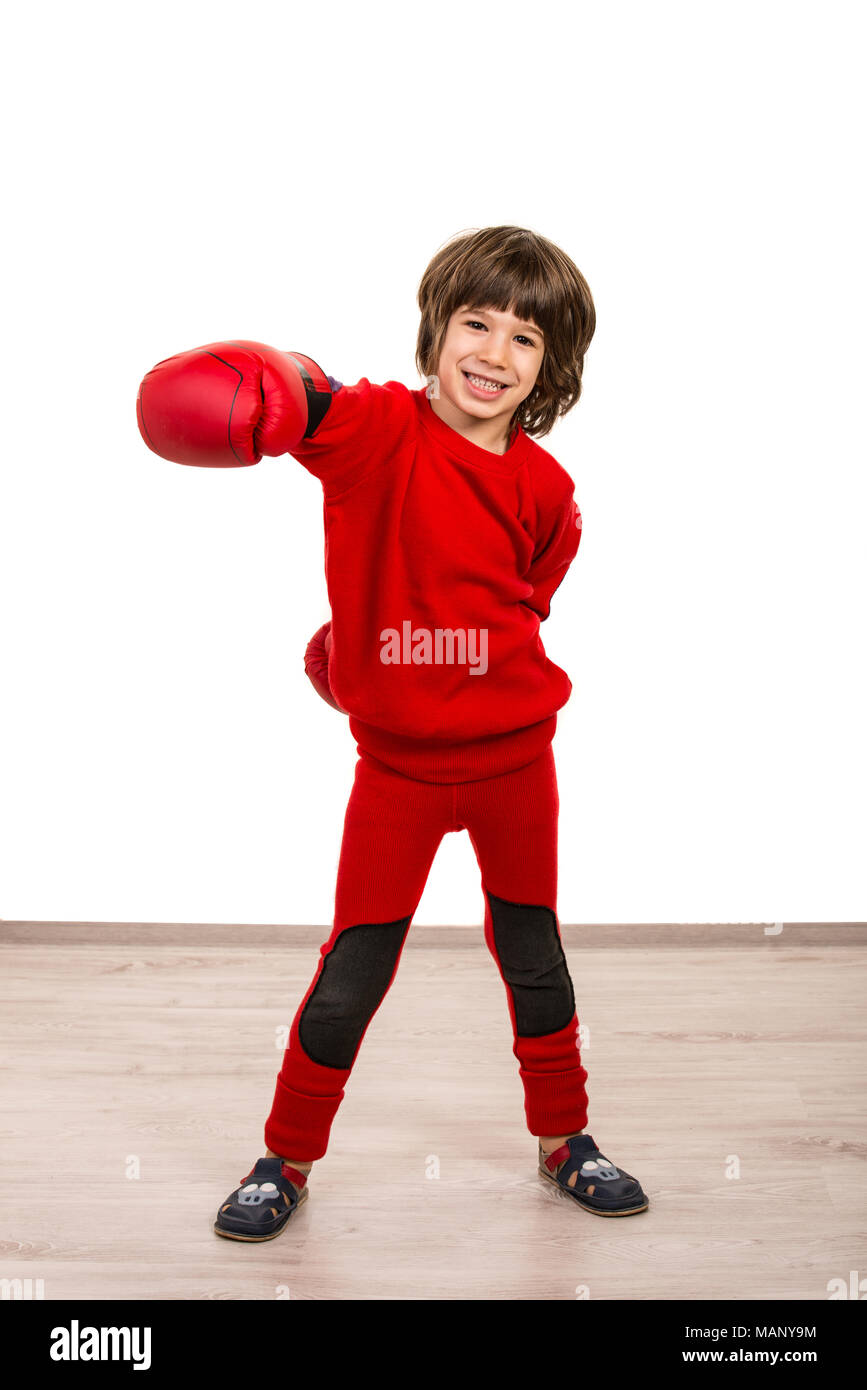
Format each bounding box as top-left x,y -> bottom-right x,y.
449,258 -> 557,341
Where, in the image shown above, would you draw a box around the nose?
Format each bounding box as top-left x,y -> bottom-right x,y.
478,333 -> 509,369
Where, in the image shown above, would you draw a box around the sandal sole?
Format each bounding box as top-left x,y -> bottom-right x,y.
213,1182 -> 309,1240
538,1163 -> 648,1215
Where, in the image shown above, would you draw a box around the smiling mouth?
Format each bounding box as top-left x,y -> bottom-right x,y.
463,370 -> 508,392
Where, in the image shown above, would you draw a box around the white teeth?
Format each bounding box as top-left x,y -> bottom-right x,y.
466,372 -> 505,392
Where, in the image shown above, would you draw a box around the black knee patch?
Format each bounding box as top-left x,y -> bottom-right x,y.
299,916 -> 412,1068
486,890 -> 575,1037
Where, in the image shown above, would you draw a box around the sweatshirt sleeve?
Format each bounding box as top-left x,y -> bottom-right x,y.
523,467 -> 582,622
288,375 -> 413,497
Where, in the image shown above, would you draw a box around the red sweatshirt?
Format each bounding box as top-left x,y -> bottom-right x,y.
289,377 -> 582,783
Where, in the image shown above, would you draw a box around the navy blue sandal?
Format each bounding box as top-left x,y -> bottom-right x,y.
538,1134 -> 648,1216
214,1157 -> 309,1241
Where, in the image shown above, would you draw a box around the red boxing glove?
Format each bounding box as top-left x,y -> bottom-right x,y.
304,620 -> 347,714
136,340 -> 333,467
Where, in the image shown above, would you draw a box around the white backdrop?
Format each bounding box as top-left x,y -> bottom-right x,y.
1,0 -> 864,925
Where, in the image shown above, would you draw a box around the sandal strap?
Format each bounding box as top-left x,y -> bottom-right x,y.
238,1156 -> 308,1194
280,1162 -> 308,1191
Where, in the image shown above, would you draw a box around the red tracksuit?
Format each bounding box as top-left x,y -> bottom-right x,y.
263,377 -> 589,1159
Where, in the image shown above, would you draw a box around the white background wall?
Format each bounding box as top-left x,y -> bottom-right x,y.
1,0 -> 864,925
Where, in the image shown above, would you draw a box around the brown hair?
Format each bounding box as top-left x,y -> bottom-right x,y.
415,224 -> 596,439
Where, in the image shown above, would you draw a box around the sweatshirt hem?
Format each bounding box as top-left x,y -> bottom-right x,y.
348,713 -> 558,784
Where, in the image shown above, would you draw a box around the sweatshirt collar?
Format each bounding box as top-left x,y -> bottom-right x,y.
414,387 -> 532,473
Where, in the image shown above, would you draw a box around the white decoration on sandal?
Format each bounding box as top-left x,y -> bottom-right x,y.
239,1182 -> 275,1206
580,1157 -> 621,1181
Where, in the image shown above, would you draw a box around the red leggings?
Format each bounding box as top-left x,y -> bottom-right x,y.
264,744 -> 589,1160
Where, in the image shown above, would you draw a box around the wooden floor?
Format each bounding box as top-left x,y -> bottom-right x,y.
1,921 -> 865,1301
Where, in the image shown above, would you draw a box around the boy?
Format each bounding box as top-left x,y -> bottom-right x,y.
136,224 -> 649,1240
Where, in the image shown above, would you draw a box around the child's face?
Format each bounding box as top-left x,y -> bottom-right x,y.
433,303 -> 545,430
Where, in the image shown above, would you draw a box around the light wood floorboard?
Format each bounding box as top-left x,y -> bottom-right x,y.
1,923 -> 864,1301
